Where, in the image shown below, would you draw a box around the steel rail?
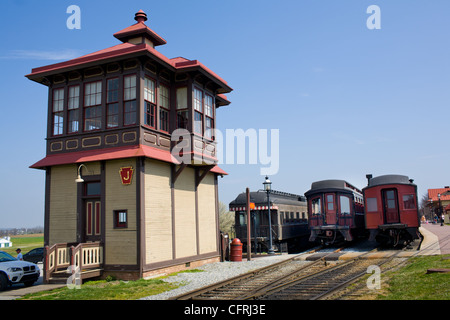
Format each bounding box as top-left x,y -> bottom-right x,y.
246,247 -> 380,300
171,246 -> 328,300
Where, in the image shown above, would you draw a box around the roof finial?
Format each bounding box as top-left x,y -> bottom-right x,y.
134,10 -> 147,23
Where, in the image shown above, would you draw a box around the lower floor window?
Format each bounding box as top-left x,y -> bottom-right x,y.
114,210 -> 128,228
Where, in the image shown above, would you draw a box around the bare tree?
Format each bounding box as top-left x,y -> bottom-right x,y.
218,201 -> 234,238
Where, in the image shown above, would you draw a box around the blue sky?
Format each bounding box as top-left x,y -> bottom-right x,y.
1,0 -> 450,227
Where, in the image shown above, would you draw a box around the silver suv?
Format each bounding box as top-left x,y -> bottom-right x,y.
0,251 -> 40,290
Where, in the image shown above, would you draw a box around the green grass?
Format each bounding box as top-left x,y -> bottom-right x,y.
20,278 -> 180,300
377,255 -> 450,300
20,269 -> 204,300
1,234 -> 44,256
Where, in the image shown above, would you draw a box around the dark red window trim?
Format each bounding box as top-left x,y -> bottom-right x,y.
83,80 -> 102,132
52,88 -> 65,136
144,76 -> 156,129
67,85 -> 80,134
114,210 -> 128,229
106,77 -> 119,129
123,74 -> 137,126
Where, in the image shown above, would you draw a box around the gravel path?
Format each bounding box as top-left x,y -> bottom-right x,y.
141,254 -> 295,300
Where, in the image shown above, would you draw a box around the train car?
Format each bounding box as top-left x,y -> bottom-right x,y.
305,180 -> 365,244
230,190 -> 309,253
363,174 -> 421,246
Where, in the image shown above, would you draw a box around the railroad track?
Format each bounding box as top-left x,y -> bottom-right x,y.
171,241 -> 422,300
171,247 -> 344,300
252,257 -> 381,300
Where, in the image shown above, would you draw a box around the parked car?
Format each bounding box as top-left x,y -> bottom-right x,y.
23,247 -> 44,264
0,251 -> 40,290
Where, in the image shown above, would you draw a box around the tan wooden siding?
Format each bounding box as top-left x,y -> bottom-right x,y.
49,165 -> 78,245
81,161 -> 101,176
174,167 -> 196,258
197,173 -> 218,254
144,159 -> 173,264
104,159 -> 137,265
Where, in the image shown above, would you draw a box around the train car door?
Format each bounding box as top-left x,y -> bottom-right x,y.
382,189 -> 400,224
325,193 -> 336,225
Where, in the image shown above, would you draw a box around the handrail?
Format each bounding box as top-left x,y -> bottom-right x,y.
44,242 -> 103,283
71,241 -> 103,271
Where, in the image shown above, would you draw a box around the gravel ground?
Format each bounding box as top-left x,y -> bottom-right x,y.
141,254 -> 295,300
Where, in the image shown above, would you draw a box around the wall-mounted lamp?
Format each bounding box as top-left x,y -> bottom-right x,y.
75,164 -> 89,183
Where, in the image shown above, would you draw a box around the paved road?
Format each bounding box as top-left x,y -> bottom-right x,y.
0,262 -> 65,300
421,223 -> 450,255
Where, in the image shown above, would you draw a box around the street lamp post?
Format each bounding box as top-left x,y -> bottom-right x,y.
263,176 -> 274,255
438,194 -> 444,226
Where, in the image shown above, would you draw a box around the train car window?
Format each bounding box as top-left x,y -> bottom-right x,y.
238,213 -> 246,226
366,198 -> 378,212
386,190 -> 396,209
340,196 -> 351,214
312,198 -> 322,214
326,194 -> 335,211
403,194 -> 416,209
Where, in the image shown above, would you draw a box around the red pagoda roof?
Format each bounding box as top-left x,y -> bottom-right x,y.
25,10 -> 232,95
113,10 -> 167,46
30,144 -> 228,175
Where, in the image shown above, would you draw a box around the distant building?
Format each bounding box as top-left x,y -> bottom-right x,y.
427,187 -> 450,223
0,237 -> 12,248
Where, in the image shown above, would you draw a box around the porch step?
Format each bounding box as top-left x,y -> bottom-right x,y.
48,268 -> 103,284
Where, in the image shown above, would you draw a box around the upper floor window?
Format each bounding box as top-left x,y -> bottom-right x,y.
159,84 -> 170,132
84,81 -> 102,131
52,88 -> 64,136
193,88 -> 203,135
107,78 -> 119,128
124,75 -> 136,126
144,77 -> 156,128
204,94 -> 214,139
68,86 -> 80,133
176,87 -> 188,129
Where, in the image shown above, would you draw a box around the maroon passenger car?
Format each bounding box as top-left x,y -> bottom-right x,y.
363,174 -> 421,246
305,180 -> 365,244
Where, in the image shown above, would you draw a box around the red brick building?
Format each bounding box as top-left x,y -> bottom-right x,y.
427,187 -> 450,223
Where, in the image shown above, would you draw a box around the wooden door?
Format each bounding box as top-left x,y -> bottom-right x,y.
383,189 -> 399,224
325,193 -> 336,225
84,199 -> 101,242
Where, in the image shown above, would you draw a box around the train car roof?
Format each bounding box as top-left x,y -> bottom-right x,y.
229,190 -> 306,207
304,179 -> 362,197
365,174 -> 416,188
